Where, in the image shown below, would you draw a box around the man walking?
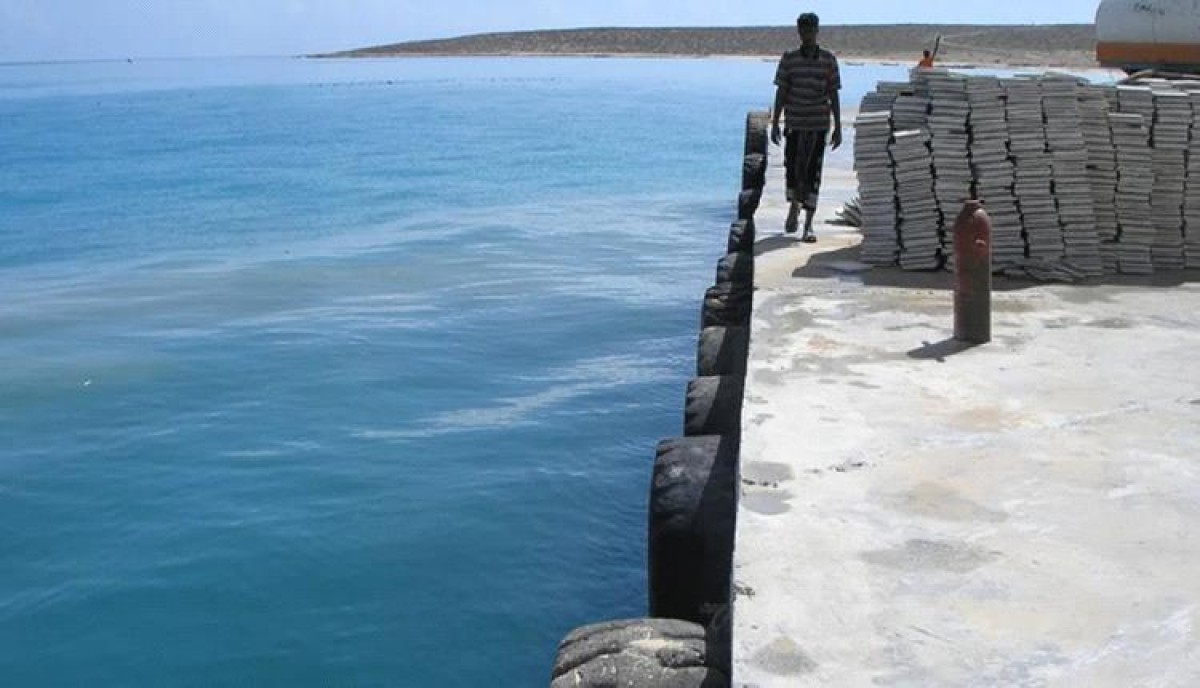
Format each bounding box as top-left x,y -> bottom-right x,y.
770,12 -> 842,242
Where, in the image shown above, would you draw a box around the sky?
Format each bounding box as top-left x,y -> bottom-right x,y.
0,0 -> 1104,62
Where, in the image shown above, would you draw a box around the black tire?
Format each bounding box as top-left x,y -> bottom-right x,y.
648,436 -> 739,626
700,282 -> 752,329
741,154 -> 766,192
551,618 -> 728,688
737,189 -> 762,222
727,219 -> 756,255
715,252 -> 753,291
684,376 -> 745,438
697,326 -> 749,377
744,110 -> 770,158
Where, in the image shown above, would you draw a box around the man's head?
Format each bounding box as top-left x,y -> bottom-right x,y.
923,50 -> 932,58
797,12 -> 819,46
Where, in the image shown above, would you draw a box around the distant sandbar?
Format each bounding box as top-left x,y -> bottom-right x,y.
314,25 -> 1099,69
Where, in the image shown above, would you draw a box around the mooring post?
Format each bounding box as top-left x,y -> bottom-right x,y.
953,200 -> 992,344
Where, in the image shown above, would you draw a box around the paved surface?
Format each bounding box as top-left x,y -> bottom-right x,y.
732,135 -> 1200,686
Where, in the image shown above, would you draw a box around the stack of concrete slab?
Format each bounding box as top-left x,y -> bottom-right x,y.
1110,111 -> 1156,274
891,92 -> 930,132
1005,78 -> 1062,262
863,82 -> 910,113
967,76 -> 1023,268
1149,89 -> 1190,269
1078,85 -> 1121,273
852,70 -> 1200,276
860,90 -> 896,115
1042,74 -> 1102,276
853,110 -> 900,265
1187,90 -> 1200,267
891,129 -> 941,269
925,71 -> 973,266
875,81 -> 912,103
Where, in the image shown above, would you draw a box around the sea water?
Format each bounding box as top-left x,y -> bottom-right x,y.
0,56 -> 910,686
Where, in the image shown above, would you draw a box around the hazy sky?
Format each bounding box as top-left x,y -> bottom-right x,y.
1,0 -> 1103,62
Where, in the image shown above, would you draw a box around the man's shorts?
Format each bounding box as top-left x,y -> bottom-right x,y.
784,129 -> 828,211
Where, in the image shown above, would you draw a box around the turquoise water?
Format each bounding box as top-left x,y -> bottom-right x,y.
0,56 -> 904,686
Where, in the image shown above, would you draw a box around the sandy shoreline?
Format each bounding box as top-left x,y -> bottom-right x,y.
318,25 -> 1101,70
318,51 -> 1105,71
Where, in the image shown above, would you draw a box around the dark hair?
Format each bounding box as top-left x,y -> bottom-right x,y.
797,13 -> 819,29
923,50 -> 931,57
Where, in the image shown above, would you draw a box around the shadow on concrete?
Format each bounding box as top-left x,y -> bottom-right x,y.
753,234 -> 801,258
907,338 -> 983,362
785,242 -> 1200,292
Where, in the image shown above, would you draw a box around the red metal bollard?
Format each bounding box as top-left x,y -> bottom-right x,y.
953,200 -> 992,344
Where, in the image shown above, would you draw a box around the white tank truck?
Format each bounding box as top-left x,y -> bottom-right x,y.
1097,0 -> 1200,73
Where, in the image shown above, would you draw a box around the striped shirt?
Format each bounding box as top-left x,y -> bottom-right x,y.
774,46 -> 841,132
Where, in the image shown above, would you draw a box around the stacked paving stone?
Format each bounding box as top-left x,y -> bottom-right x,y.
1005,77 -> 1063,263
853,110 -> 900,264
891,90 -> 930,132
925,71 -> 973,266
891,129 -> 941,269
860,87 -> 897,115
1078,85 -> 1120,273
1042,74 -> 1102,276
854,71 -> 1200,275
968,76 -> 1023,269
1114,86 -> 1158,273
1149,89 -> 1190,269
1110,111 -> 1156,274
1187,90 -> 1200,267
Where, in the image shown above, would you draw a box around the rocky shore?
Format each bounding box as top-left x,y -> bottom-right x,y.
316,25 -> 1098,68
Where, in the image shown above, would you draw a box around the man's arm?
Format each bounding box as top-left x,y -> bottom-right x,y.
829,54 -> 843,150
830,88 -> 842,150
770,84 -> 787,145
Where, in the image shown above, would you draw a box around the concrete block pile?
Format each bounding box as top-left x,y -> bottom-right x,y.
1150,89 -> 1189,268
1188,91 -> 1200,267
1043,75 -> 1101,274
854,70 -> 1200,275
968,76 -> 1023,267
1109,112 -> 1155,273
853,111 -> 898,265
926,72 -> 972,268
1078,86 -> 1119,271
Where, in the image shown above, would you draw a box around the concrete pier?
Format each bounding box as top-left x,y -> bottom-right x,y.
732,136 -> 1200,685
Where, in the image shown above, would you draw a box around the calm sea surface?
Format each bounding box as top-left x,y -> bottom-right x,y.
0,56 -> 910,686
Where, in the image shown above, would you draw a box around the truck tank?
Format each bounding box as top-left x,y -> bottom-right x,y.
1096,0 -> 1200,72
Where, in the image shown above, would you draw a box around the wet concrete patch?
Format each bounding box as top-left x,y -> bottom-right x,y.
863,539 -> 1001,574
808,459 -> 872,476
747,413 -> 773,427
991,298 -> 1041,313
889,483 -> 1009,523
752,637 -> 818,676
794,352 -> 906,377
742,492 -> 792,516
1053,285 -> 1120,305
1084,317 -> 1136,330
1043,317 -> 1080,330
886,323 -> 936,332
743,461 -> 794,485
780,308 -> 815,331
